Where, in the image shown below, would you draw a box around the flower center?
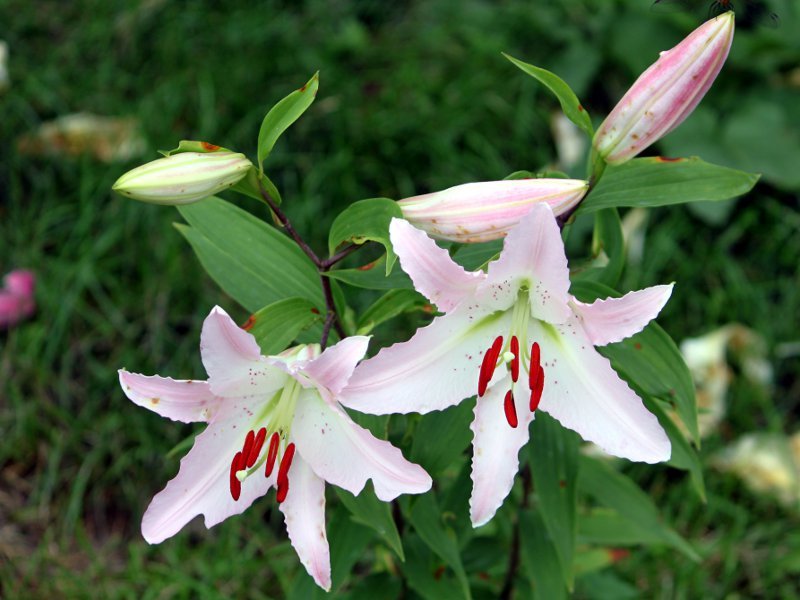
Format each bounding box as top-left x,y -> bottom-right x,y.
476,291 -> 546,428
228,378 -> 301,502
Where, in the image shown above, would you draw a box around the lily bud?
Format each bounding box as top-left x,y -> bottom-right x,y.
397,178 -> 589,243
113,151 -> 252,205
593,12 -> 734,166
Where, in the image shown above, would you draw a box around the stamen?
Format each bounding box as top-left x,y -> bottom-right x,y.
478,336 -> 504,397
265,432 -> 280,477
241,430 -> 255,465
504,390 -> 518,428
229,451 -> 243,501
529,365 -> 545,412
510,336 -> 520,382
276,442 -> 296,503
528,342 -> 541,389
247,427 -> 267,468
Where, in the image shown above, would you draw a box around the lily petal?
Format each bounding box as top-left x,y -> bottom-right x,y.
570,284 -> 674,346
279,456 -> 331,591
481,204 -> 571,324
141,401 -> 273,544
119,370 -> 219,423
303,336 -> 370,397
293,390 -> 431,501
469,376 -> 534,527
340,304 -> 511,415
200,306 -> 287,397
533,316 -> 670,463
390,218 -> 484,312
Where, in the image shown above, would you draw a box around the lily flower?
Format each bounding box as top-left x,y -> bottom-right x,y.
340,204 -> 671,526
119,306 -> 431,590
0,269 -> 35,328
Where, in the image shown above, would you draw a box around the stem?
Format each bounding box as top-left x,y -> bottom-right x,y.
558,152 -> 607,230
256,181 -> 350,349
499,465 -> 532,600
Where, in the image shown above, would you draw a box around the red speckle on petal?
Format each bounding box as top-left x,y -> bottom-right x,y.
311,307 -> 320,315
357,260 -> 378,271
201,141 -> 221,151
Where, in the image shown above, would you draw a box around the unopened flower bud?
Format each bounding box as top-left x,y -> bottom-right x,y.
593,12 -> 734,166
397,178 -> 589,243
112,151 -> 252,205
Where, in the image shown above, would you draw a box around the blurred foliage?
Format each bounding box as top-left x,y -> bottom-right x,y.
1,0 -> 798,597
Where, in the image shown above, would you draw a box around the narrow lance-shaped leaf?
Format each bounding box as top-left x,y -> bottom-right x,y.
519,509 -> 568,600
528,413 -> 580,590
329,198 -> 403,274
245,297 -> 323,356
572,208 -> 625,288
357,289 -> 428,334
257,72 -> 319,169
578,455 -> 700,561
503,53 -> 593,138
335,486 -> 404,561
176,197 -> 323,312
325,256 -> 414,291
578,156 -> 759,214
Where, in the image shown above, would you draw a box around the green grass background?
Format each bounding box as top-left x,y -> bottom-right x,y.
1,0 -> 799,597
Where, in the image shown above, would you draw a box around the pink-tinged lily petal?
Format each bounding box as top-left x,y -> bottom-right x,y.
481,203 -> 571,324
200,306 -> 287,397
594,12 -> 734,165
302,336 -> 370,397
293,390 -> 431,501
532,316 -> 670,463
469,376 -> 534,527
278,457 -> 331,591
340,304 -> 512,415
0,292 -> 29,328
141,401 -> 273,544
389,218 -> 484,312
119,370 -> 220,423
570,284 -> 674,346
397,179 -> 589,243
4,269 -> 35,297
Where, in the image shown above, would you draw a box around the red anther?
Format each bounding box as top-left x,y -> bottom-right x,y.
241,430 -> 255,464
247,427 -> 267,468
528,342 -> 541,389
478,336 -> 504,397
229,451 -> 243,501
276,476 -> 289,503
265,432 -> 280,477
529,366 -> 545,412
504,390 -> 518,428
510,336 -> 520,382
278,442 -> 296,482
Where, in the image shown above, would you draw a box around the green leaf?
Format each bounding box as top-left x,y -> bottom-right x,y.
644,397 -> 706,501
336,485 -> 404,561
158,139 -> 231,156
519,510 -> 568,600
570,280 -> 699,445
245,297 -> 322,355
503,53 -> 593,138
176,197 -> 322,312
450,239 -> 503,271
326,256 -> 414,290
528,413 -> 580,590
409,493 -> 471,599
578,508 -> 664,547
411,401 -> 474,476
328,198 -> 403,273
257,72 -> 319,168
578,456 -> 700,561
357,289 -> 427,333
573,209 -> 624,288
578,157 -> 760,214
404,535 -> 467,600
504,169 -> 570,180
230,166 -> 283,204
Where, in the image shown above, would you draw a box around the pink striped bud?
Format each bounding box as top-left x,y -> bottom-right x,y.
594,12 -> 734,166
397,178 -> 588,243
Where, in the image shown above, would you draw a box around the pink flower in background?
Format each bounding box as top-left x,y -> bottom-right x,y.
593,12 -> 735,165
340,205 -> 672,526
0,269 -> 36,328
397,178 -> 588,243
119,306 -> 430,591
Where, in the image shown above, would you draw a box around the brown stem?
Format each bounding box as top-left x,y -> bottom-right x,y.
499,465 -> 532,600
321,242 -> 362,270
257,184 -> 322,267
